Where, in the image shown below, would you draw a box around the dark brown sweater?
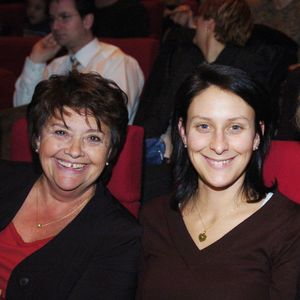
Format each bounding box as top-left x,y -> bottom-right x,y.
137,192 -> 300,300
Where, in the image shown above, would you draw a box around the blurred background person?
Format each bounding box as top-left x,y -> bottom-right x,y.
137,64 -> 300,300
14,0 -> 144,124
23,0 -> 51,36
0,71 -> 141,299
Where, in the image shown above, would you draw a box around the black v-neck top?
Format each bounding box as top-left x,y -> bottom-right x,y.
137,192 -> 300,299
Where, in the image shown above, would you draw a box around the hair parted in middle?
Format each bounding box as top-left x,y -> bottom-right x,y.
198,0 -> 253,47
171,63 -> 274,209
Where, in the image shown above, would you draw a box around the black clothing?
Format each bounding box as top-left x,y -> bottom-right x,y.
94,0 -> 149,38
0,160 -> 141,299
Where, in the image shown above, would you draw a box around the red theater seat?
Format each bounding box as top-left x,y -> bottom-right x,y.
101,37 -> 159,80
263,140 -> 300,203
10,118 -> 144,217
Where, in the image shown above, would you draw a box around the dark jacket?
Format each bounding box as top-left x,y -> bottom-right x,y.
0,160 -> 141,299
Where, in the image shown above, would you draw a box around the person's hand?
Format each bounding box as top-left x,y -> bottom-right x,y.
164,5 -> 195,28
288,63 -> 300,72
29,33 -> 62,63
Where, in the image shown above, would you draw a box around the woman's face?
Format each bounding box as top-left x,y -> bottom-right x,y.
36,107 -> 111,195
27,0 -> 47,25
179,85 -> 261,192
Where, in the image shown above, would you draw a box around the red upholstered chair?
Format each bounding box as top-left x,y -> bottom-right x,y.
263,140 -> 300,204
0,36 -> 41,77
141,0 -> 164,39
100,37 -> 159,80
10,118 -> 144,217
0,4 -> 26,36
0,68 -> 17,109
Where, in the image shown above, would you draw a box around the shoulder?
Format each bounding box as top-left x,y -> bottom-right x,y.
0,160 -> 38,183
267,191 -> 300,233
90,184 -> 142,239
139,195 -> 172,226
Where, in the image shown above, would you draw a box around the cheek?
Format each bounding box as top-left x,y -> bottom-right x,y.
187,131 -> 208,151
230,134 -> 256,154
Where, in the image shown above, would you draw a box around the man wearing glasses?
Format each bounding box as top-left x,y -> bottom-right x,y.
13,0 -> 144,124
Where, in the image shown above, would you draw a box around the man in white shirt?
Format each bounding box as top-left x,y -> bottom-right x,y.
14,0 -> 144,124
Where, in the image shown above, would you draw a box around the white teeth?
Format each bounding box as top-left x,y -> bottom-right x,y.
58,159 -> 85,169
207,158 -> 231,167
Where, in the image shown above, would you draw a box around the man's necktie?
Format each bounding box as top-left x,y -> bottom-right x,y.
70,56 -> 80,71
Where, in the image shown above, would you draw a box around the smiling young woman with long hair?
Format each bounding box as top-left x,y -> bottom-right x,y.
137,64 -> 300,300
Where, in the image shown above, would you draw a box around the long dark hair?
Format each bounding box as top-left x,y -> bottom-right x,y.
171,64 -> 274,209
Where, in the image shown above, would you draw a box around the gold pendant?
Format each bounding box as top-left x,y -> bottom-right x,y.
198,231 -> 207,242
37,223 -> 43,228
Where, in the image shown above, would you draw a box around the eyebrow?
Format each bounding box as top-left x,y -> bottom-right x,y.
48,122 -> 103,133
190,116 -> 251,122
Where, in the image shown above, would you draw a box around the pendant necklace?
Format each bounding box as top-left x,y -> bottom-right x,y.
194,201 -> 241,243
35,182 -> 92,229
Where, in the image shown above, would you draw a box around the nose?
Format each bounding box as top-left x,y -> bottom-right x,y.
51,19 -> 62,31
64,137 -> 84,158
209,131 -> 229,155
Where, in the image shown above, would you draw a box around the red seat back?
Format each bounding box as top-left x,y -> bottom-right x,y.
0,68 -> 17,109
263,140 -> 300,203
10,118 -> 144,217
0,4 -> 25,36
0,36 -> 41,77
100,37 -> 159,80
141,0 -> 164,39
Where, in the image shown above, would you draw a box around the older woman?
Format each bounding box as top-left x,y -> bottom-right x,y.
137,64 -> 300,299
0,71 -> 141,299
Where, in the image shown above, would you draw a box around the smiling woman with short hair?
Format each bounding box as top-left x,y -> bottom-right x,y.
0,71 -> 141,299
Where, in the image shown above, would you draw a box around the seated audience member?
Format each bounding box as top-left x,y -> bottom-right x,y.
93,0 -> 149,38
275,66 -> 300,140
23,0 -> 51,36
14,0 -> 144,124
247,0 -> 300,60
0,71 -> 141,299
134,0 -> 278,202
136,64 -> 300,300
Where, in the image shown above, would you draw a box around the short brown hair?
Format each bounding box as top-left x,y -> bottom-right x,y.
198,0 -> 253,46
27,71 -> 128,181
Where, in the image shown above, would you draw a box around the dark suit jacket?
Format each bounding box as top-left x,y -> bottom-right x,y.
0,160 -> 141,299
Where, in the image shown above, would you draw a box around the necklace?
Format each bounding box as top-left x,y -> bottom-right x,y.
194,200 -> 242,243
35,182 -> 92,229
194,204 -> 210,242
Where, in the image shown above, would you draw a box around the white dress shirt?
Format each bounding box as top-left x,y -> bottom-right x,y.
13,38 -> 144,124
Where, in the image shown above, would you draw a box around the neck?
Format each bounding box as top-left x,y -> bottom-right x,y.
38,176 -> 96,207
205,39 -> 225,63
195,178 -> 246,214
69,34 -> 94,54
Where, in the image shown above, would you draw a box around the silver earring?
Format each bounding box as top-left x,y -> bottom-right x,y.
184,144 -> 187,148
106,162 -> 109,166
35,148 -> 39,153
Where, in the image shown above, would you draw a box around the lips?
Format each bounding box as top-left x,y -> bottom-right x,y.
57,159 -> 86,170
204,156 -> 234,169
